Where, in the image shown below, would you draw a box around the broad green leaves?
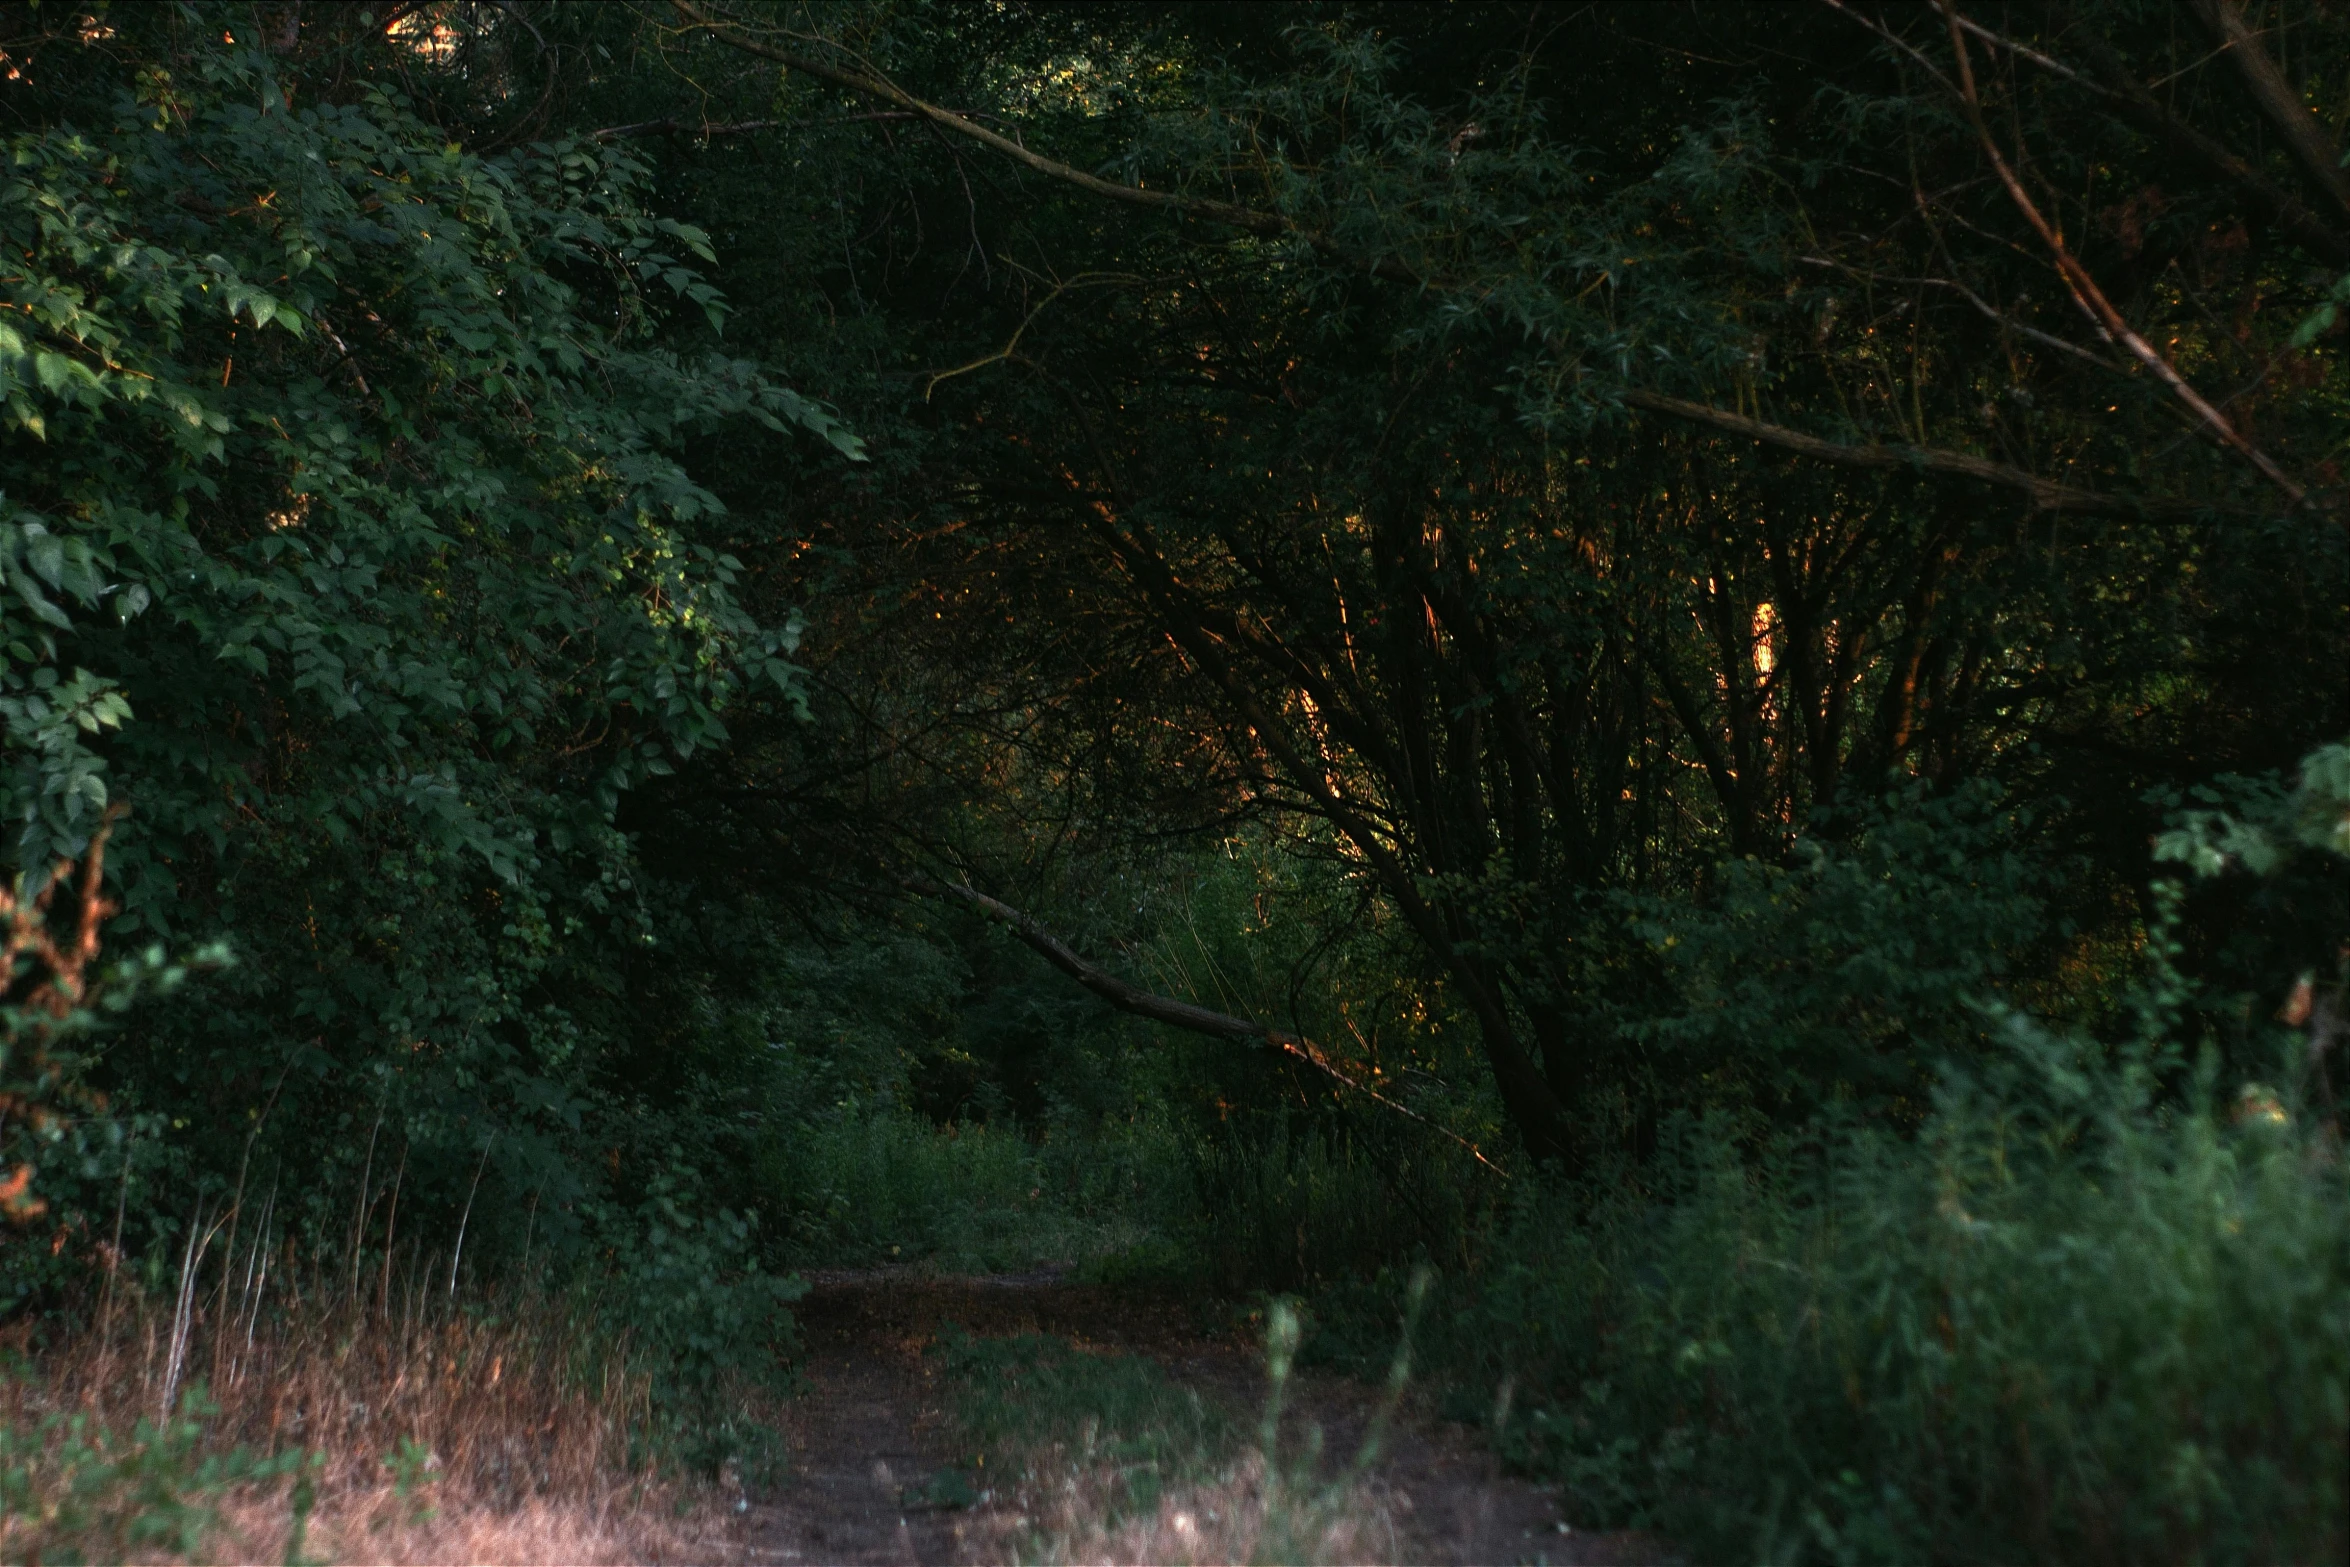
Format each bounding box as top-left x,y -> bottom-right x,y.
0,17 -> 858,1325
0,43 -> 855,889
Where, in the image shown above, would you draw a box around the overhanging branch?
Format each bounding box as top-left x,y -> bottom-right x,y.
1620,390 -> 2232,516
922,877 -> 1510,1176
1941,2 -> 2309,508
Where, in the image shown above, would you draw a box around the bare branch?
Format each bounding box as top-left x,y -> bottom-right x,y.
1940,2 -> 2309,507
1952,11 -> 2091,85
593,117 -> 783,140
1797,256 -> 2126,370
1620,390 -> 2232,515
2187,0 -> 2350,221
922,272 -> 1142,399
2067,25 -> 2348,265
1819,0 -> 2348,267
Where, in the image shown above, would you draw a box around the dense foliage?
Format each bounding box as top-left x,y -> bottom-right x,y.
649,0 -> 2345,1164
0,3 -> 854,1388
0,0 -> 2342,1555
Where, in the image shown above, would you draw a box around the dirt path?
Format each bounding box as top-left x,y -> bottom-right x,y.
736,1269 -> 1669,1566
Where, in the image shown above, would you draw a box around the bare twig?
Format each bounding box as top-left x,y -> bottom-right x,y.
377,1138 -> 408,1318
346,1099 -> 384,1306
448,1133 -> 494,1299
592,116 -> 782,140
160,1199 -> 230,1424
1796,256 -> 2125,370
923,272 -> 1140,398
243,1184 -> 274,1355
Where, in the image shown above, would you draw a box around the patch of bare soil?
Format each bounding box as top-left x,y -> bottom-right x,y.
738,1270 -> 1672,1567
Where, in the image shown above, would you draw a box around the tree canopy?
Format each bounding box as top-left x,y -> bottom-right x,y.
642,0 -> 2346,1160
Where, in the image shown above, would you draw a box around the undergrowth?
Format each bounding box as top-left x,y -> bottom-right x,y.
1312,1023 -> 2349,1565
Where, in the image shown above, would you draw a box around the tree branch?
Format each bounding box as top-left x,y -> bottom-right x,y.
1941,2 -> 2309,507
2187,0 -> 2350,222
669,0 -> 1419,281
922,876 -> 1509,1175
593,117 -> 783,140
681,0 -> 2278,521
1620,390 -> 2224,515
2066,21 -> 2349,266
1796,255 -> 2125,370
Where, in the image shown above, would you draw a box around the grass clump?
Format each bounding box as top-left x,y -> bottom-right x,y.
936,1328 -> 1232,1516
933,1284 -> 1430,1566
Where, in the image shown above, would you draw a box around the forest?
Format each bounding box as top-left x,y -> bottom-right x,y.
0,1 -> 2342,1562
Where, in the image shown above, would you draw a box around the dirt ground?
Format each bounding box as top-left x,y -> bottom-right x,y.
734,1268 -> 1672,1567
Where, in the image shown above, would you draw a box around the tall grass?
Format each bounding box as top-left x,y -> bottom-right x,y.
1186,1118 -> 1500,1293
1399,1025 -> 2349,1565
759,1102 -> 1175,1271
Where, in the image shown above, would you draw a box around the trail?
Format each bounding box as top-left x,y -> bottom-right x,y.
736,1269 -> 1669,1566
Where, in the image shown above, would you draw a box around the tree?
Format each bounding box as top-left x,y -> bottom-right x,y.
0,2 -> 852,1290
661,0 -> 2346,1163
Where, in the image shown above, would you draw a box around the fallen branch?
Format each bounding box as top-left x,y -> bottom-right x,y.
922,877 -> 1510,1177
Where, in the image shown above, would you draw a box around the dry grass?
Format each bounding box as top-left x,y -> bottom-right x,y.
0,1270 -> 743,1565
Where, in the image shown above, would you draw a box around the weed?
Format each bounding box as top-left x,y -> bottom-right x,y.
0,1388 -> 308,1563
937,1328 -> 1229,1517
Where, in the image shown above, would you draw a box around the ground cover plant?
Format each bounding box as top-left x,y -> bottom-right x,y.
0,2 -> 2343,1562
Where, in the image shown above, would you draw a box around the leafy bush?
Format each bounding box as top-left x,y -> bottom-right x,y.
1617,781 -> 2051,1121
0,9 -> 856,1364
0,1389 -> 312,1565
584,1154 -> 804,1475
1437,1030 -> 2347,1564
